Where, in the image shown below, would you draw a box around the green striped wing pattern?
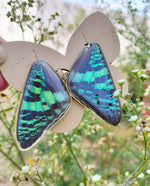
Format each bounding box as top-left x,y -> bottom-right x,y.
67,43 -> 121,125
17,61 -> 71,150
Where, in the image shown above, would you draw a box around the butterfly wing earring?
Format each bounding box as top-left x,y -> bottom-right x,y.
17,61 -> 71,150
17,44 -> 121,150
67,43 -> 121,125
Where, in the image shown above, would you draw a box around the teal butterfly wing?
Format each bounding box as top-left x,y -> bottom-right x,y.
17,61 -> 71,150
67,43 -> 121,125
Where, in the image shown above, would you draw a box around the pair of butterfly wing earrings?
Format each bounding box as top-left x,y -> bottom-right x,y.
17,43 -> 121,150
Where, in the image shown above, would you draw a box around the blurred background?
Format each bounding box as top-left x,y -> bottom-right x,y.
0,0 -> 150,185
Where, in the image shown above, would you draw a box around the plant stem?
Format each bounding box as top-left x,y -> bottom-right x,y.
121,96 -> 139,118
127,160 -> 147,182
126,132 -> 148,182
120,93 -> 148,183
10,130 -> 25,166
20,24 -> 25,41
0,107 -> 14,113
0,115 -> 25,165
0,148 -> 22,170
142,131 -> 148,160
29,175 -> 43,186
63,134 -> 87,184
36,171 -> 49,186
136,76 -> 143,101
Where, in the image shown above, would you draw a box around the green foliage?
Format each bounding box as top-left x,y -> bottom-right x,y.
6,0 -> 62,43
1,79 -> 150,185
67,9 -> 86,32
110,0 -> 150,100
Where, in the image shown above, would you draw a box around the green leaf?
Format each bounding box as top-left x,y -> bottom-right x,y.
28,0 -> 34,3
6,11 -> 11,17
36,18 -> 41,22
55,12 -> 59,16
58,22 -> 63,27
51,14 -> 56,19
48,31 -> 55,35
7,1 -> 12,6
28,2 -> 33,7
34,36 -> 37,43
43,28 -> 48,32
22,1 -> 27,7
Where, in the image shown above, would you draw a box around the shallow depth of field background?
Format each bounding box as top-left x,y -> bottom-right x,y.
0,0 -> 150,185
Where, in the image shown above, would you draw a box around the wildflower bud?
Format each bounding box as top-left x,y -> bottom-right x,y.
139,74 -> 148,81
128,115 -> 138,122
138,102 -> 144,106
59,171 -> 64,176
33,149 -> 39,155
118,79 -> 126,87
131,69 -> 139,75
125,171 -> 130,177
135,126 -> 141,132
48,168 -> 52,174
109,149 -> 114,153
91,174 -> 102,182
91,129 -> 95,134
137,118 -> 142,125
22,166 -> 30,174
48,141 -> 53,146
146,169 -> 150,174
144,92 -> 149,97
138,69 -> 148,81
79,183 -> 84,186
124,93 -> 133,99
138,173 -> 144,178
143,127 -> 150,132
113,89 -> 121,97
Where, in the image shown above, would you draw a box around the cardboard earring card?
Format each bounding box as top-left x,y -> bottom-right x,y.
0,12 -> 128,133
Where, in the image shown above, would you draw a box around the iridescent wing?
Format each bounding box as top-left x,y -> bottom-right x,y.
17,61 -> 71,150
67,43 -> 121,125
